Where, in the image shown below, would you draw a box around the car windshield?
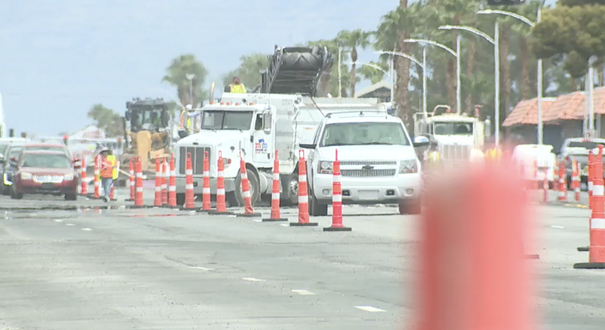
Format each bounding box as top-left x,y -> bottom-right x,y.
202,111 -> 253,130
433,122 -> 474,135
21,154 -> 71,168
567,141 -> 605,150
0,143 -> 9,154
8,147 -> 22,159
321,122 -> 410,147
25,146 -> 66,154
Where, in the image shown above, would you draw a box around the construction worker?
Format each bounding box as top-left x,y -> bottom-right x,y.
100,149 -> 116,202
484,141 -> 503,162
227,76 -> 246,93
425,140 -> 441,167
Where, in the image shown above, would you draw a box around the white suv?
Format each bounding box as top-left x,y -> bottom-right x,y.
300,111 -> 426,215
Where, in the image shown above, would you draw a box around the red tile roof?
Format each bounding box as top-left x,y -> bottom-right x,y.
503,97 -> 557,127
542,92 -> 584,123
567,87 -> 605,120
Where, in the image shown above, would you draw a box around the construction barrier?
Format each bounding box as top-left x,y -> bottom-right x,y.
80,155 -> 88,196
574,145 -> 605,269
415,161 -> 535,330
168,155 -> 177,208
290,150 -> 317,227
182,153 -> 195,210
236,152 -> 261,217
263,150 -> 287,222
154,158 -> 162,207
162,158 -> 168,206
208,151 -> 232,215
324,149 -> 351,232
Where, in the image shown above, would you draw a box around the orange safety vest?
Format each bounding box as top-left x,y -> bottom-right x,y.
100,157 -> 114,178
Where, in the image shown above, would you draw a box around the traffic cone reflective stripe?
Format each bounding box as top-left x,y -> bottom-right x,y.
573,159 -> 581,202
201,151 -> 211,211
183,153 -> 195,210
134,158 -> 144,207
558,162 -> 567,201
575,145 -> 605,268
154,158 -> 162,207
209,151 -> 231,214
290,150 -> 317,227
263,150 -> 287,222
80,156 -> 88,196
168,155 -> 177,207
324,149 -> 351,232
236,153 -> 260,217
110,183 -> 115,200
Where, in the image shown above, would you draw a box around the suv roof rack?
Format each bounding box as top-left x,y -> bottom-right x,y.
325,110 -> 388,118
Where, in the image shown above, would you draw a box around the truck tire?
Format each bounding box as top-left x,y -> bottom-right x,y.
309,187 -> 328,216
281,174 -> 299,206
399,200 -> 421,215
234,168 -> 261,207
176,193 -> 185,206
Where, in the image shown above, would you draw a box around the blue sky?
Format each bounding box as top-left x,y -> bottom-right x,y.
0,0 -> 556,136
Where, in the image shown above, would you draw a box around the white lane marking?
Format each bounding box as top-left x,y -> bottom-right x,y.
252,219 -> 262,222
292,289 -> 316,295
82,228 -> 92,231
54,219 -> 63,223
280,224 -> 289,227
355,306 -> 386,312
66,223 -> 75,226
242,277 -> 265,282
190,266 -> 214,271
551,225 -> 565,229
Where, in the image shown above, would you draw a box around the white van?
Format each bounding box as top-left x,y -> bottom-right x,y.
512,144 -> 556,185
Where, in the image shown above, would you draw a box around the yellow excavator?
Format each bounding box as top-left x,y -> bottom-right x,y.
120,98 -> 172,180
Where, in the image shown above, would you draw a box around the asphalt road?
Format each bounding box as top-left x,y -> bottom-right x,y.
0,189 -> 604,329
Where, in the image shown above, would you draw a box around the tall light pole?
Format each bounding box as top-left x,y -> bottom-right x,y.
439,24 -> 500,146
375,50 -> 426,118
404,38 -> 460,115
478,8 -> 543,145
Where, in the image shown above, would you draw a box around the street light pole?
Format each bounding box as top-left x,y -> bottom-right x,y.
423,47 -> 427,117
456,34 -> 461,115
494,21 -> 500,147
536,7 -> 543,144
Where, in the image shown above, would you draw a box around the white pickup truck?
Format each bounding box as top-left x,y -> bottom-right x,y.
300,111 -> 427,215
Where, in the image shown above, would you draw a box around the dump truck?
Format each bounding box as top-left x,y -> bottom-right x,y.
120,98 -> 172,180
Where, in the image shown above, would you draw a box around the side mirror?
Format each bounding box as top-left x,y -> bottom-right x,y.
413,136 -> 430,148
262,112 -> 272,132
299,143 -> 317,149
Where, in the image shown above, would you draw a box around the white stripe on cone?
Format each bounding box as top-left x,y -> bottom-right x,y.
593,185 -> 604,196
591,218 -> 605,229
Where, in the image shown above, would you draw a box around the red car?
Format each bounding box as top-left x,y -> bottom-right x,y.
21,143 -> 73,159
11,150 -> 80,200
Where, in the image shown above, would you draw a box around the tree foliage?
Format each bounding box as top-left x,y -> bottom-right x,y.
531,1 -> 605,77
162,54 -> 208,108
87,104 -> 123,137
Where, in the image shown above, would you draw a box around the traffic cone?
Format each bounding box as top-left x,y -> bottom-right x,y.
208,151 -> 232,215
154,158 -> 162,207
168,154 -> 177,208
558,162 -> 567,201
109,183 -> 115,201
126,159 -> 134,201
324,149 -> 351,232
134,157 -> 144,208
553,161 -> 559,191
290,150 -> 317,227
182,153 -> 195,210
263,150 -> 287,222
161,158 -> 168,206
417,161 -> 535,330
200,151 -> 211,212
93,155 -> 101,199
542,168 -> 548,203
579,151 -> 597,252
236,152 -> 261,217
80,156 -> 88,196
574,145 -> 605,269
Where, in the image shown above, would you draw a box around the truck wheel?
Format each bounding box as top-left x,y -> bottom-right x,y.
281,175 -> 299,206
399,200 -> 421,215
309,188 -> 328,216
176,193 -> 185,206
235,168 -> 261,206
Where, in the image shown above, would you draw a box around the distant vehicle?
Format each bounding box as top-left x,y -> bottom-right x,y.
10,150 -> 80,200
21,142 -> 72,159
1,141 -> 28,195
301,111 -> 427,215
512,144 -> 557,188
0,137 -> 30,158
559,137 -> 605,187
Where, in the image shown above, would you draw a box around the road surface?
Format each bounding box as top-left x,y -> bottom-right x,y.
0,190 -> 603,329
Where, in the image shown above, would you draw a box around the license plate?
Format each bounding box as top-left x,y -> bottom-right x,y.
41,183 -> 56,189
358,190 -> 379,200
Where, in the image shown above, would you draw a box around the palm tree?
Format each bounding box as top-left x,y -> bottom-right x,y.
336,29 -> 371,97
162,54 -> 208,108
357,60 -> 388,84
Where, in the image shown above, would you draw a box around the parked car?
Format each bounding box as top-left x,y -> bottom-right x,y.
10,150 -> 80,200
1,142 -> 28,194
558,137 -> 605,188
512,144 -> 557,188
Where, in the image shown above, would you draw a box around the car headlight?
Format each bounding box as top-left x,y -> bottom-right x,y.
318,161 -> 333,174
21,172 -> 32,180
399,160 -> 418,174
64,174 -> 74,181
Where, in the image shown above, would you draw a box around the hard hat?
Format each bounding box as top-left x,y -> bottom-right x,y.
186,104 -> 192,110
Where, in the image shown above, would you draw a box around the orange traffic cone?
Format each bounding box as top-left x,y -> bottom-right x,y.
182,153 -> 195,210
154,158 -> 162,207
236,152 -> 261,217
263,150 -> 287,222
134,157 -> 144,208
558,161 -> 567,201
80,155 -> 88,196
579,152 -> 595,252
290,150 -> 317,227
126,159 -> 134,201
208,151 -> 232,215
324,149 -> 351,232
93,155 -> 101,199
168,155 -> 177,208
200,151 -> 211,212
